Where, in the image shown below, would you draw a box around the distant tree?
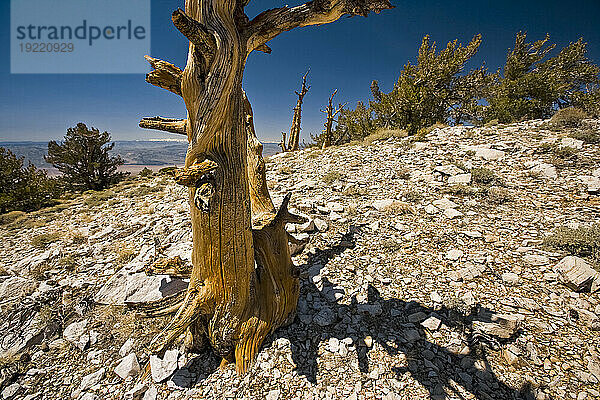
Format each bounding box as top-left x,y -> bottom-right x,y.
369,34 -> 491,134
0,147 -> 62,213
330,101 -> 375,144
485,33 -> 600,123
45,123 -> 125,191
281,70 -> 310,152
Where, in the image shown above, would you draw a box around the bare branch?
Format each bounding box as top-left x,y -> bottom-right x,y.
174,160 -> 219,187
255,44 -> 272,53
246,0 -> 393,52
273,193 -> 308,226
144,56 -> 183,96
172,9 -> 217,62
139,117 -> 187,135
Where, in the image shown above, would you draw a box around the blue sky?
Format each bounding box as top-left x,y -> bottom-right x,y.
1,0 -> 600,143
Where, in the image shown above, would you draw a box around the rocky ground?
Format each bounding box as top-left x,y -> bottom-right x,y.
1,118 -> 599,400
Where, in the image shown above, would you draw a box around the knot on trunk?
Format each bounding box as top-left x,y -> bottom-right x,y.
174,160 -> 219,211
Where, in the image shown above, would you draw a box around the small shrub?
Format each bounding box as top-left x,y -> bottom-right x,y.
381,239 -> 403,252
471,168 -> 496,185
487,186 -> 512,204
551,146 -> 579,168
322,171 -> 343,184
29,262 -> 54,280
343,185 -> 368,197
363,129 -> 407,145
125,184 -> 163,198
139,167 -> 154,177
439,184 -> 479,197
545,224 -> 600,264
535,142 -> 555,154
279,166 -> 292,175
484,119 -> 499,128
306,150 -> 321,159
569,127 -> 600,144
403,190 -> 423,202
72,232 -> 87,244
58,255 -> 78,272
84,190 -> 115,206
396,167 -> 411,180
0,211 -> 26,225
158,166 -> 177,176
553,146 -> 578,159
31,232 -> 61,249
346,203 -> 359,215
548,107 -> 588,130
382,201 -> 414,215
115,245 -> 137,266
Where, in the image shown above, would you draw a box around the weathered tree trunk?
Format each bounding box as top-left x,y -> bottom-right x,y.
321,89 -> 346,149
139,0 -> 392,374
283,70 -> 310,151
279,131 -> 288,152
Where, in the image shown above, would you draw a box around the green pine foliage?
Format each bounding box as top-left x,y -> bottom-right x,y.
45,123 -> 126,191
485,33 -> 600,123
0,147 -> 62,214
369,34 -> 492,134
323,101 -> 375,146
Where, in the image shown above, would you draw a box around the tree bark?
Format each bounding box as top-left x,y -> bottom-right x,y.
139,0 -> 392,374
285,70 -> 310,151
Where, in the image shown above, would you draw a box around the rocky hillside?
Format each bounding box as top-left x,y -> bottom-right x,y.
1,118 -> 599,400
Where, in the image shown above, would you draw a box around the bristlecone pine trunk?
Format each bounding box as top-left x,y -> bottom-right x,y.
321,89 -> 346,149
139,0 -> 392,374
281,70 -> 310,151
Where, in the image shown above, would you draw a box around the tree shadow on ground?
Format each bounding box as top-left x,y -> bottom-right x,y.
277,229 -> 535,400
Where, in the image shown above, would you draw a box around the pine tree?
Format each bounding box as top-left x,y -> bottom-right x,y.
369,34 -> 491,134
0,147 -> 61,213
485,33 -> 600,122
45,123 -> 125,191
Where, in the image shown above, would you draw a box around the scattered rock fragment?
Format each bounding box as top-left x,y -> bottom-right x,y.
124,384 -> 148,400
150,349 -> 179,383
475,148 -> 505,161
448,173 -> 472,184
554,256 -> 599,292
526,161 -> 557,178
444,208 -> 463,219
421,316 -> 441,331
446,249 -> 464,261
434,165 -> 464,176
502,272 -> 520,285
472,311 -> 522,339
114,353 -> 140,379
314,218 -> 329,232
63,319 -> 89,350
78,367 -> 105,392
119,338 -> 135,357
523,254 -> 550,266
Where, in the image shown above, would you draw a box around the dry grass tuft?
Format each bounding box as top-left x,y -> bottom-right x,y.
363,128 -> 408,145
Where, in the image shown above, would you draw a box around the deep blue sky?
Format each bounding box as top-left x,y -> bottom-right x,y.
1,0 -> 600,143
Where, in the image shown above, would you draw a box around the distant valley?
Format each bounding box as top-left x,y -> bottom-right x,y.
0,140 -> 281,174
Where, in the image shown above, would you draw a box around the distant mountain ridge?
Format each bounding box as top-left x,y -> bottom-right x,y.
0,140 -> 281,169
